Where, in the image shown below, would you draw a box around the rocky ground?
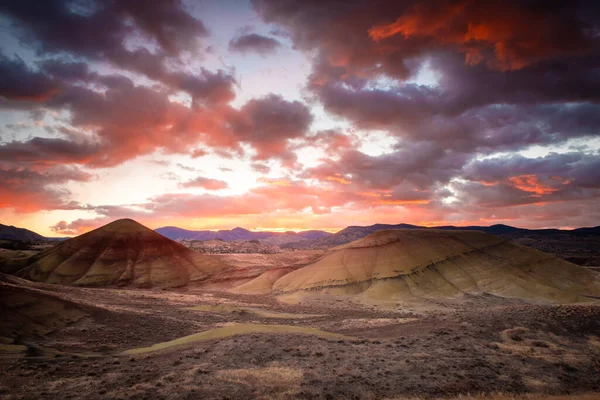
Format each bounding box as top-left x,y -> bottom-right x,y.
506,234 -> 600,267
1,281 -> 599,400
178,239 -> 282,254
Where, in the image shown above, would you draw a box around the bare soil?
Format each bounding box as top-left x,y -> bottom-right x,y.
1,280 -> 599,400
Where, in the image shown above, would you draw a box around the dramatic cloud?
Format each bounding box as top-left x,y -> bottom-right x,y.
248,0 -> 600,227
0,68 -> 314,169
2,1 -> 600,233
457,152 -> 600,208
307,143 -> 467,191
0,166 -> 91,212
145,180 -> 383,218
229,33 -> 281,55
254,0 -> 600,79
0,0 -> 209,85
0,0 -> 207,54
0,54 -> 57,101
232,94 -> 313,164
368,0 -> 593,71
0,137 -> 101,166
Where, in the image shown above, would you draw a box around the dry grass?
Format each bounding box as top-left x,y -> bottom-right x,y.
123,323 -> 353,354
214,366 -> 303,399
183,303 -> 320,319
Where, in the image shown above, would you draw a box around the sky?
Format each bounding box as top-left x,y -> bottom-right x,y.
0,0 -> 599,237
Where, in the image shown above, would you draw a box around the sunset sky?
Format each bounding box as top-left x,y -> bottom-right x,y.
1,0 -> 599,236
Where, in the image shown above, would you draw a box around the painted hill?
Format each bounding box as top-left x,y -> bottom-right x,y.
271,229 -> 600,303
231,266 -> 298,295
155,226 -> 331,244
12,219 -> 228,288
0,223 -> 45,242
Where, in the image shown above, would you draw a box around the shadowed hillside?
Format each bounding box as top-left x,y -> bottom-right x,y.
0,224 -> 45,242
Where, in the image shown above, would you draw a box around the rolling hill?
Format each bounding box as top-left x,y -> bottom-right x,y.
0,223 -> 45,242
12,219 -> 229,288
270,229 -> 600,303
155,226 -> 331,243
279,224 -> 600,266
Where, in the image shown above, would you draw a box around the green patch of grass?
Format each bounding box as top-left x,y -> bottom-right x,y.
123,323 -> 353,355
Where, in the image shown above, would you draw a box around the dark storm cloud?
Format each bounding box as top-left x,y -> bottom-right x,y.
252,0 -> 600,219
38,59 -> 92,82
463,153 -> 600,190
254,0 -> 600,79
174,69 -> 237,105
231,94 -> 313,164
367,0 -> 595,71
306,141 -> 468,191
254,0 -> 600,130
314,55 -> 600,132
229,33 -> 281,55
0,0 -> 207,59
0,137 -> 101,165
0,54 -> 57,101
0,0 -> 236,102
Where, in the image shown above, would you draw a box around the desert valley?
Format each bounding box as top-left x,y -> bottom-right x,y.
2,0 -> 600,398
1,219 -> 600,399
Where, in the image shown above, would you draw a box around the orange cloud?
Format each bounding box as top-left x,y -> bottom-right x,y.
479,180 -> 499,187
368,0 -> 591,71
374,199 -> 430,206
257,177 -> 293,187
508,175 -> 559,196
325,174 -> 351,185
369,1 -> 467,42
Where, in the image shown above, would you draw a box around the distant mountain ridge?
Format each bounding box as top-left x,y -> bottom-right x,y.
0,223 -> 45,242
156,223 -> 600,246
155,226 -> 332,243
281,223 -> 600,249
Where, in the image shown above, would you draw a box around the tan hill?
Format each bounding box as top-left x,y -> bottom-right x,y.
283,224 -> 600,268
231,266 -> 297,294
12,219 -> 228,288
271,229 -> 600,303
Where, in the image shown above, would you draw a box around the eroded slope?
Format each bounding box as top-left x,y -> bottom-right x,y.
14,219 -> 228,288
272,230 -> 600,303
